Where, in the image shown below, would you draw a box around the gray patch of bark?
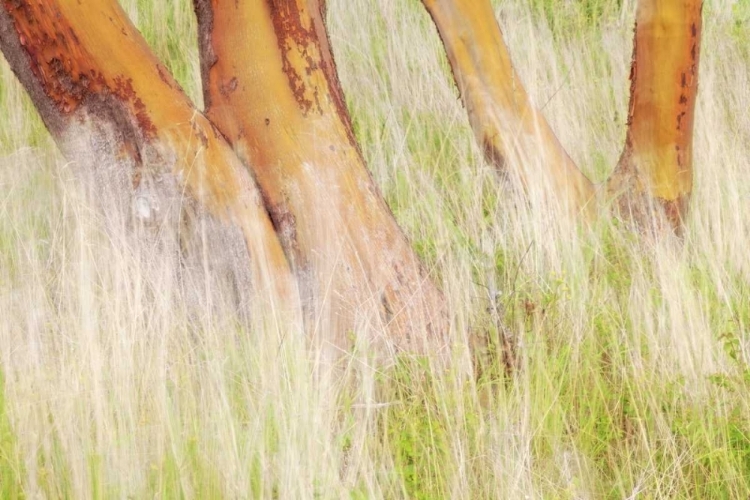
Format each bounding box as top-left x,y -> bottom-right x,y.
58,115 -> 258,325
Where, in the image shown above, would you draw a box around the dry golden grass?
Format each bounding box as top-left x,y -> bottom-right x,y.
1,0 -> 749,497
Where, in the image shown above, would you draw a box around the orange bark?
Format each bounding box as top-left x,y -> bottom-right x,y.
607,0 -> 703,232
194,0 -> 446,351
0,0 -> 299,318
421,0 -> 596,215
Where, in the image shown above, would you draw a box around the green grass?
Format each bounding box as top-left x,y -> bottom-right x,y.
0,375 -> 24,500
525,0 -> 624,36
1,0 -> 750,498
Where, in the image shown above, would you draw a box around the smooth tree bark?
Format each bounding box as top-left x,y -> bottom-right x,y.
0,0 -> 300,322
193,0 -> 447,351
0,0 -> 703,357
607,0 -> 703,233
420,0 -> 597,216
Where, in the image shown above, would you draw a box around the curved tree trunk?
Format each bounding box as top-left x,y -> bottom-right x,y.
193,0 -> 447,352
421,0 -> 596,216
607,0 -> 703,233
0,0 -> 300,323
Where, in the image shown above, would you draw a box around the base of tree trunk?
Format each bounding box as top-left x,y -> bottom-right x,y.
607,153 -> 690,236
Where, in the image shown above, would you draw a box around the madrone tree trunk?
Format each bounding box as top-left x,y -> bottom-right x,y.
422,0 -> 703,233
0,0 -> 447,354
0,0 -> 300,325
193,0 -> 447,351
0,0 -> 701,355
420,0 -> 597,216
607,0 -> 703,233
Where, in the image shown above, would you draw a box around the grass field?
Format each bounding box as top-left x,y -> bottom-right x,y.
2,0 -> 750,497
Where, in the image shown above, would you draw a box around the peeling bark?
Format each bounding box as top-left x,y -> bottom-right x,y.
607,0 -> 703,233
421,0 -> 596,216
0,0 -> 300,322
194,0 -> 447,352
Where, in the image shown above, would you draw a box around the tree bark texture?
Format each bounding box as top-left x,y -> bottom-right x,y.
421,0 -> 596,216
0,0 -> 300,322
193,0 -> 447,352
607,0 -> 703,233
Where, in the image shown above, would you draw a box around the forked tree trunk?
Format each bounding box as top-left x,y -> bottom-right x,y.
193,0 -> 447,351
420,0 -> 596,216
607,0 -> 703,233
0,0 -> 300,322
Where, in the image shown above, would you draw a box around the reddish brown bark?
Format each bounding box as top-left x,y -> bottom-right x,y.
0,0 -> 300,321
193,0 -> 447,352
421,0 -> 596,216
607,0 -> 703,233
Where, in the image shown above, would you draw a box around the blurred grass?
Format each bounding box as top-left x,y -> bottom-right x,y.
1,0 -> 750,498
